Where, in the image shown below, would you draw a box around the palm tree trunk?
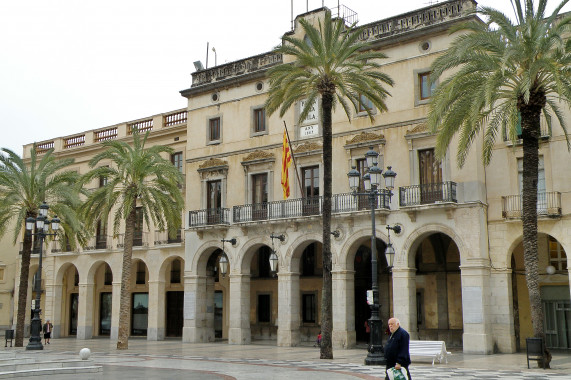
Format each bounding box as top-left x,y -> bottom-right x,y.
521,100 -> 550,367
117,201 -> 136,350
15,229 -> 33,347
320,92 -> 333,359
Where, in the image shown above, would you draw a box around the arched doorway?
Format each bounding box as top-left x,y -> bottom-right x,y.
353,237 -> 390,343
165,257 -> 184,338
94,262 -> 113,336
414,232 -> 462,347
250,245 -> 277,341
59,265 -> 79,336
131,259 -> 148,336
511,233 -> 570,350
299,241 -> 322,343
206,248 -> 228,340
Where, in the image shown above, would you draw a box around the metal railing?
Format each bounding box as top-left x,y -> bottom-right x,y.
399,182 -> 457,207
83,236 -> 110,251
230,192 -> 391,224
154,229 -> 183,245
50,238 -> 74,253
189,208 -> 231,227
117,232 -> 149,248
502,192 -> 562,219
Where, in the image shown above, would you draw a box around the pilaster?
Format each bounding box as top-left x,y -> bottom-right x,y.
277,272 -> 300,346
76,282 -> 94,339
228,273 -> 251,344
391,267 -> 417,339
147,280 -> 165,341
332,270 -> 356,348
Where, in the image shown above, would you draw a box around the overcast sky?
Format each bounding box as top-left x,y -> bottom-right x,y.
1,0 -> 569,155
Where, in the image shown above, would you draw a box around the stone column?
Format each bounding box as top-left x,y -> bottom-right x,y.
147,280 -> 165,341
76,282 -> 94,339
182,275 -> 211,343
228,273 -> 250,345
391,268 -> 417,339
110,281 -> 121,340
50,284 -> 63,338
460,259 -> 493,354
277,272 -> 300,346
332,270 -> 356,348
490,268 -> 516,352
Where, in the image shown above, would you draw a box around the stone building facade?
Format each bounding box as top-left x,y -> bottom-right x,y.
7,0 -> 570,354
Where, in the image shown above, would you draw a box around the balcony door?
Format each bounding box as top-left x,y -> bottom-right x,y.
419,148 -> 442,204
303,166 -> 320,215
207,180 -> 222,224
134,207 -> 143,246
252,173 -> 268,220
518,157 -> 545,213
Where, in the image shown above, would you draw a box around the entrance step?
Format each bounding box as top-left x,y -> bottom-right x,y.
0,358 -> 101,378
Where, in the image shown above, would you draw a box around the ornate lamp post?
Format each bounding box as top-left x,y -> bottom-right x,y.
347,147 -> 397,366
219,238 -> 236,277
25,202 -> 60,350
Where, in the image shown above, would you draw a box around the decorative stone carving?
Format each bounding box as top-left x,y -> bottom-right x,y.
294,142 -> 322,154
198,157 -> 228,170
406,123 -> 430,135
345,131 -> 384,145
242,150 -> 275,162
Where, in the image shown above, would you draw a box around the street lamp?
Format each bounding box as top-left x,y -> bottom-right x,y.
269,234 -> 285,275
25,202 -> 60,350
219,238 -> 236,277
347,147 -> 397,366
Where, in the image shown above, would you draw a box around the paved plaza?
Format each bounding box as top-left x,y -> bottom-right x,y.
3,338 -> 571,379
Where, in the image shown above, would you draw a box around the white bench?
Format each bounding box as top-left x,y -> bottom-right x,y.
409,340 -> 451,365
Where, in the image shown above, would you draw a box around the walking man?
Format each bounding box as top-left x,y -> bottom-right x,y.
384,318 -> 411,380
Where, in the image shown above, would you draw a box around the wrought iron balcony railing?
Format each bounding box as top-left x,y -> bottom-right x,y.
189,208 -> 231,227
230,192 -> 391,224
399,182 -> 457,207
154,229 -> 184,245
84,236 -> 111,251
502,192 -> 562,219
117,232 -> 149,248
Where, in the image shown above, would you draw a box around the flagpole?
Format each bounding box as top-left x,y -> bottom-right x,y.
283,121 -> 305,197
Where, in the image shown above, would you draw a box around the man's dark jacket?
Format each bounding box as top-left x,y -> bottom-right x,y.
384,326 -> 411,368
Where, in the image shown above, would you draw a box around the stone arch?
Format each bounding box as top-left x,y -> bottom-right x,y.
401,223 -> 467,268
55,261 -> 79,286
192,240 -> 233,276
238,236 -> 273,274
340,227 -> 389,271
284,233 -> 322,272
86,260 -> 110,284
158,254 -> 185,282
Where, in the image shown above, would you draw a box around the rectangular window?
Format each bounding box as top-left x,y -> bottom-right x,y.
99,166 -> 108,187
0,267 -> 4,281
170,259 -> 181,283
303,166 -> 320,216
302,293 -> 316,323
252,173 -> 268,220
104,265 -> 112,285
96,220 -> 107,249
171,152 -> 183,173
253,108 -> 266,133
207,180 -> 222,224
257,294 -> 271,323
209,117 -> 221,142
357,94 -> 373,113
419,72 -> 435,100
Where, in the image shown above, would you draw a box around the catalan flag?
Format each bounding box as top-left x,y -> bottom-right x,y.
281,128 -> 292,199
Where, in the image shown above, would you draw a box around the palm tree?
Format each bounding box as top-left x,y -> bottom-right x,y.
265,10 -> 393,359
80,131 -> 183,349
0,147 -> 82,347
427,0 -> 571,366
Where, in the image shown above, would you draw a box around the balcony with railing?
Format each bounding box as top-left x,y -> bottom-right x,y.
117,232 -> 149,248
154,229 -> 184,245
83,235 -> 111,251
502,192 -> 562,219
25,108 -> 187,158
189,208 -> 231,227
399,182 -> 457,207
50,238 -> 75,254
189,192 -> 391,228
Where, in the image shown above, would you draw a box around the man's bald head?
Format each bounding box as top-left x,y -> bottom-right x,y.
388,318 -> 400,333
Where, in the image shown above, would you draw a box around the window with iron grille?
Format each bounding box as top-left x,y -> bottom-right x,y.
170,259 -> 181,283
136,261 -> 146,284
